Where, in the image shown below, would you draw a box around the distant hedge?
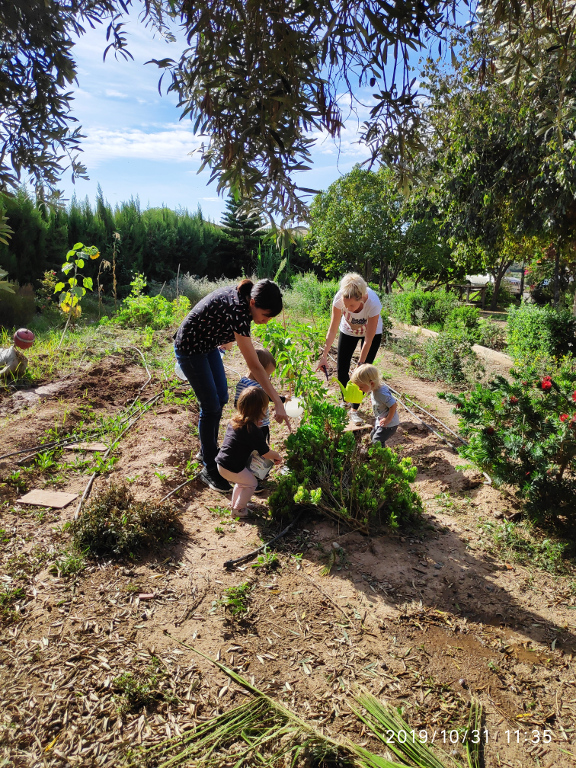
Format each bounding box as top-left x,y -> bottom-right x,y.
386,288 -> 460,328
507,303 -> 576,363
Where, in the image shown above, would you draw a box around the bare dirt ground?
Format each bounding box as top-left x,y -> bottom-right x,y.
0,335 -> 575,768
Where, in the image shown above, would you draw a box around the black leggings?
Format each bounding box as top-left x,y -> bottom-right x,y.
337,332 -> 382,409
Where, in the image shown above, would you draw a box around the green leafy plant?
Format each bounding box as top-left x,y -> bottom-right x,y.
34,450 -> 58,472
254,319 -> 326,401
443,362 -> 576,527
54,242 -> 100,346
251,547 -> 280,570
0,585 -> 25,624
220,582 -> 253,617
4,470 -> 27,492
269,399 -> 422,533
71,482 -> 181,558
111,273 -> 190,329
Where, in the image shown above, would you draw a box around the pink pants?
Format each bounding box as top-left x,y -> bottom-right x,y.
217,465 -> 257,510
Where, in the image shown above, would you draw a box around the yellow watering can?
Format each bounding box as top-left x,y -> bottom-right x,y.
335,379 -> 364,404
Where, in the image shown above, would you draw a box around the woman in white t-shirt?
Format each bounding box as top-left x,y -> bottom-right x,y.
316,273 -> 383,425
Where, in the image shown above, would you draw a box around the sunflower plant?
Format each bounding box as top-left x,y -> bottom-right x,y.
54,242 -> 100,346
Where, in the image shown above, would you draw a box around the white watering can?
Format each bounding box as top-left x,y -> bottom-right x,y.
174,361 -> 188,381
284,396 -> 304,418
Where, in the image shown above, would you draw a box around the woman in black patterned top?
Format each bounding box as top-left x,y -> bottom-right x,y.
174,279 -> 289,493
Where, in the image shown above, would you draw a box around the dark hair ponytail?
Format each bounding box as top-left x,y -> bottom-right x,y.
237,279 -> 254,303
236,278 -> 282,317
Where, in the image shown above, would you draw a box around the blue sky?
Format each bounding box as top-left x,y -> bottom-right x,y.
60,12 -> 374,223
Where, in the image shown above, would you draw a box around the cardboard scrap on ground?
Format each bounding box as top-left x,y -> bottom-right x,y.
344,423 -> 372,433
18,489 -> 79,509
64,442 -> 108,452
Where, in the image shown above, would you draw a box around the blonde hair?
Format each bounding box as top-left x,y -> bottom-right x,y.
255,348 -> 276,371
340,273 -> 367,301
350,364 -> 382,389
231,386 -> 269,430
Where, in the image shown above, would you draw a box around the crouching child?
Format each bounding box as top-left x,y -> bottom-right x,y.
349,364 -> 399,446
216,386 -> 282,518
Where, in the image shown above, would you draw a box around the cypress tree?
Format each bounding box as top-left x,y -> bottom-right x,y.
218,196 -> 264,276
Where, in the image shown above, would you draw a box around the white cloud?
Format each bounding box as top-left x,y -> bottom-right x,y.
202,197 -> 219,201
104,89 -> 129,99
310,124 -> 372,159
81,125 -> 203,166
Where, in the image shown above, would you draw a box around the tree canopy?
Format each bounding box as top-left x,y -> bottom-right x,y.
0,0 -> 136,199
308,165 -> 405,287
421,25 -> 576,306
2,1 -> 576,220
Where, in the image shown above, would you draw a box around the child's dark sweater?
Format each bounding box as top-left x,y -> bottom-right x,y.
216,422 -> 269,473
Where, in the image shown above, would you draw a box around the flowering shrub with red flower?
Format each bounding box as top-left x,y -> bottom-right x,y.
441,361 -> 576,529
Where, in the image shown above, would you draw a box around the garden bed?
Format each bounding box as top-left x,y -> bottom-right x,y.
0,342 -> 575,767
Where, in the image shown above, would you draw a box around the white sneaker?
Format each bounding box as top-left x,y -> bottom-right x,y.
349,411 -> 363,426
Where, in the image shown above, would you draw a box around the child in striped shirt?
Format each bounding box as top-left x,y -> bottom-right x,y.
235,348 -> 279,443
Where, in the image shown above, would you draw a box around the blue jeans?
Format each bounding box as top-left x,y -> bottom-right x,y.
174,347 -> 228,474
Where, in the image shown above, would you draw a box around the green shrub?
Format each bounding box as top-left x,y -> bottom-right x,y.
443,362 -> 576,528
444,305 -> 480,336
110,273 -> 191,329
72,482 -> 181,557
0,282 -> 36,327
409,331 -> 483,385
507,303 -> 576,363
269,399 -> 422,532
388,288 -> 460,328
150,273 -> 231,304
284,272 -> 340,316
475,318 -> 507,351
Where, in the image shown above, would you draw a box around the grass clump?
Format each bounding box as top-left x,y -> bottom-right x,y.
478,520 -> 570,574
71,482 -> 180,558
49,549 -> 86,578
0,585 -> 26,624
113,657 -> 172,713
